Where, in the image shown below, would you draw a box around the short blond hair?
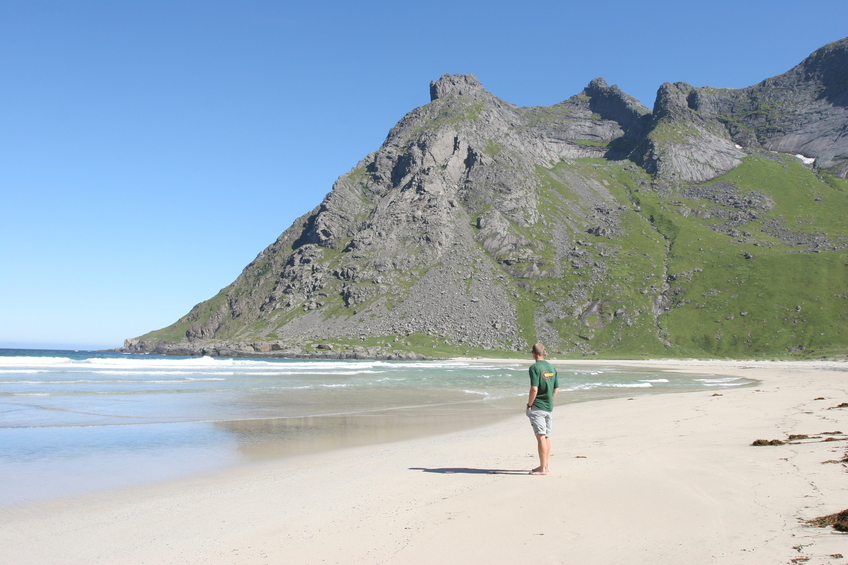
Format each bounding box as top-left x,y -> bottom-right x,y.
532,343 -> 546,357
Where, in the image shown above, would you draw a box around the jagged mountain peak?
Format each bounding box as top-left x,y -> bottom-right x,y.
651,81 -> 696,118
429,73 -> 490,101
583,78 -> 647,111
580,77 -> 651,135
638,37 -> 848,182
766,36 -> 848,107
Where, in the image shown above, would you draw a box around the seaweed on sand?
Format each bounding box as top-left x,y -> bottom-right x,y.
807,509 -> 848,532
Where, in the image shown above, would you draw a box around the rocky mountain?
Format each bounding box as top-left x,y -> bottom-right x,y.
124,38 -> 848,359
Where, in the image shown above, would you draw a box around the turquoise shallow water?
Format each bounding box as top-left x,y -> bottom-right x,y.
0,349 -> 753,506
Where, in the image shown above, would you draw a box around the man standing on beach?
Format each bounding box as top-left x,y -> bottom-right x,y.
526,343 -> 559,475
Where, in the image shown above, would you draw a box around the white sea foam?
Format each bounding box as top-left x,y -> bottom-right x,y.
567,382 -> 653,390
0,355 -> 515,379
0,355 -> 403,377
694,377 -> 745,387
1,380 -> 60,384
694,377 -> 740,383
0,357 -> 71,367
1,377 -> 227,385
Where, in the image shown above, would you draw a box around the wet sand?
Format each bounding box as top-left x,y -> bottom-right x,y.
2,360 -> 846,564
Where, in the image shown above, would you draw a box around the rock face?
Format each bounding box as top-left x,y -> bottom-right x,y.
637,81 -> 747,183
125,38 -> 848,359
638,38 -> 848,180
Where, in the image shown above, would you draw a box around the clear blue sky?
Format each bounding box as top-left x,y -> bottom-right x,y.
2,0 -> 846,350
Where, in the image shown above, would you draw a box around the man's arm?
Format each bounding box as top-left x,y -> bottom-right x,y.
527,385 -> 538,409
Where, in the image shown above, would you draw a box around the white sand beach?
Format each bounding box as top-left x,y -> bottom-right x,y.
2,360 -> 846,564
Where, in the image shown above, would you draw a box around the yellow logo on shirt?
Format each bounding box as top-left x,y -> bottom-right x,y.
541,371 -> 555,380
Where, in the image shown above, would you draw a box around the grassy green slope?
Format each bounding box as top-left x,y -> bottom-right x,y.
513,153 -> 847,359
659,156 -> 848,358
528,160 -> 673,357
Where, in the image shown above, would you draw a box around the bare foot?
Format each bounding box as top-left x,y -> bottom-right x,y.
529,467 -> 549,475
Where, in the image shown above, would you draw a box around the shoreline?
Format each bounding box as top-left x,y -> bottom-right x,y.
0,355 -> 753,510
3,360 -> 846,564
454,356 -> 848,368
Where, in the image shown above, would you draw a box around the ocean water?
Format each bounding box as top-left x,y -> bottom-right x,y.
0,349 -> 753,507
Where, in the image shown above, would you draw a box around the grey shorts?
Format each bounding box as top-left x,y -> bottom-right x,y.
527,407 -> 553,436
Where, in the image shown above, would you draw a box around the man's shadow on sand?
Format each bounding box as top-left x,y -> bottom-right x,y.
409,467 -> 528,475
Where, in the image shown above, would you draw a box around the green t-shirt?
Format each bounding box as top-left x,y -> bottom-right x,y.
529,360 -> 559,412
